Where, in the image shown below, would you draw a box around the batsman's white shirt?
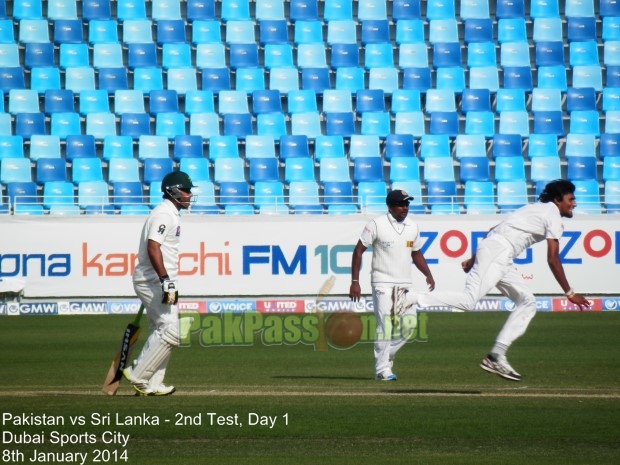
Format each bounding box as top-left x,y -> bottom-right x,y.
133,199 -> 181,284
360,213 -> 422,285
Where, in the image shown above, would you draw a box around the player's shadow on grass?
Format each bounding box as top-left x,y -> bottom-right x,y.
272,375 -> 372,381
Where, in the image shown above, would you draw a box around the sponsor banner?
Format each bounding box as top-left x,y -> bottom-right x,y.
552,298 -> 602,312
1,215 -> 619,297
107,301 -> 142,314
602,298 -> 620,311
256,299 -> 305,313
58,301 -> 109,315
178,301 -> 207,313
207,300 -> 257,314
0,303 -> 5,315
305,298 -> 373,313
10,302 -> 59,315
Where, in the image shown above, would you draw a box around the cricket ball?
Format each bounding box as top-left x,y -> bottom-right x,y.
325,311 -> 363,348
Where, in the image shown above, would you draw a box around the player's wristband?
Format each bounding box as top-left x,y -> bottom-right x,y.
565,288 -> 575,298
351,280 -> 359,282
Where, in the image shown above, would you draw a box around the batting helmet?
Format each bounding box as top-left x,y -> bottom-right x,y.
161,171 -> 195,193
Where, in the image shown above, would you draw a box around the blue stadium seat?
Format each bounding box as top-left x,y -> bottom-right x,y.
133,67 -> 164,94
324,112 -> 355,137
429,112 -> 459,136
192,20 -> 222,44
425,89 -> 456,113
59,43 -> 89,69
566,87 -> 597,112
389,156 -> 420,182
186,0 -> 215,21
530,156 -> 561,183
79,90 -> 109,115
395,19 -> 424,45
1,158 -> 32,183
603,17 -> 620,41
533,17 -> 563,42
214,157 -> 246,183
385,134 -> 415,161
420,134 -> 450,159
500,41 -> 531,67
122,19 -> 153,44
364,43 -> 394,69
137,135 -> 169,160
319,157 -> 350,182
162,43 -> 192,69
36,158 -> 67,184
30,67 -> 58,94
151,0 -> 181,20
460,0 -> 489,19
114,89 -> 145,115
330,44 -> 359,69
468,66 -> 500,92
254,180 -> 288,213
156,112 -> 186,138
565,133 -> 596,157
284,157 -> 315,182
497,180 -> 528,212
288,181 -> 323,213
606,110 -> 620,133
567,156 -> 597,181
85,112 -> 117,139
0,19 -> 11,42
602,87 -> 620,112
496,0 -> 524,18
495,88 -> 526,113
322,180 -> 355,213
392,0 -> 421,20
44,89 -> 75,114
353,157 -> 383,183
98,68 -> 129,93
279,135 -> 309,161
464,180 -> 496,213
426,181 -> 458,211
236,69 -> 264,93
528,134 -> 558,158
48,0 -> 77,19
29,135 -> 61,161
568,17 -> 597,42
459,156 -> 490,182
357,180 -> 387,212
108,158 -> 140,183
201,68 -> 231,93
350,135 -> 381,159
436,66 -> 465,93
208,135 -> 239,161
603,157 -> 620,181
102,136 -> 132,162
245,135 -> 276,159
157,19 -> 185,44
120,113 -> 151,139
295,20 -> 323,45
117,0 -> 147,20
368,67 -> 399,95
426,0 -> 455,20
52,19 -> 84,44
530,0 -> 559,18
179,158 -> 210,183
15,112 -> 46,139
127,43 -> 157,69
428,19 -> 458,43
360,111 -> 390,137
225,20 -> 254,43
76,180 -> 109,209
461,89 -> 491,113
291,112 -> 322,138
93,43 -> 124,69
24,43 -> 54,68
301,68 -> 331,94
167,68 -> 198,95
252,90 -> 282,115
533,111 -> 565,136
71,157 -> 104,184
229,43 -> 260,69
565,0 -> 594,18
173,135 -> 204,161
256,112 -> 286,137
600,133 -> 620,158
604,180 -> 620,212
259,20 -> 288,45
361,19 -> 390,45
402,67 -> 432,92
573,179 -> 601,214
497,18 -> 527,43
467,42 -> 497,67
50,112 -> 81,138
6,181 -> 37,206
455,134 -> 487,159
149,90 -> 179,115
143,157 -> 174,184
289,0 -> 319,21
315,135 -> 345,160
334,67 -> 364,92
0,135 -> 24,160
43,181 -> 75,209
248,157 -> 280,183
297,43 -> 328,69
218,90 -> 249,114
268,67 -> 299,94
491,134 -> 522,158
531,88 -> 563,112
323,89 -> 352,114
423,157 -> 455,182
184,90 -> 214,115
498,111 -> 530,137
433,42 -> 462,68
572,65 -> 603,92
391,89 -> 421,115
495,155 -> 526,181
323,0 -> 353,21
570,41 -> 599,66
464,18 -> 493,43
569,110 -> 600,136
8,89 -> 40,114
112,181 -> 144,208
264,44 -> 294,69
393,111 -> 425,137
535,41 -> 565,67
357,0 -> 387,20
89,19 -> 119,44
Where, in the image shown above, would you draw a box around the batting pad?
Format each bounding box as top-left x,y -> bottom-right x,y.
130,331 -> 173,382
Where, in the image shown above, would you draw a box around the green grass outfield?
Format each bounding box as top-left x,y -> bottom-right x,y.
1,311 -> 619,465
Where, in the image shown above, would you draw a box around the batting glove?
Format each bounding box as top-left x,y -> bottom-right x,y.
161,279 -> 179,305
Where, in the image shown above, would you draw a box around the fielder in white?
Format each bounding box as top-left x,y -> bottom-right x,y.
415,179 -> 590,381
349,190 -> 435,381
123,171 -> 194,396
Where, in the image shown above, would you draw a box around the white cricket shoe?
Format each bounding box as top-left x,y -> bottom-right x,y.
150,384 -> 176,396
123,367 -> 154,396
375,372 -> 398,381
392,287 -> 418,316
480,354 -> 521,381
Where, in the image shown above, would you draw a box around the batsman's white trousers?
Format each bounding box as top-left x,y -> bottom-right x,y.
418,235 -> 537,348
372,285 -> 417,376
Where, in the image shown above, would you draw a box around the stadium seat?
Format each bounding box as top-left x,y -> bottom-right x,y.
464,112 -> 495,138
29,135 -> 61,162
495,89 -> 527,113
167,68 -> 198,95
573,180 -> 601,214
428,112 -> 459,136
98,68 -> 129,93
468,66 -> 500,92
322,181 -> 356,213
534,41 -> 565,67
278,135 -> 309,161
604,180 -> 620,212
361,19 -> 390,45
137,135 -> 169,160
189,112 -> 220,139
385,134 -> 415,161
259,19 -> 288,45
427,0 -> 456,20
208,135 -> 239,161
537,65 -> 568,91
393,111 -> 425,137
530,0 -> 559,18
528,134 -> 558,158
497,18 -> 527,43
498,111 -> 530,137
248,157 -> 280,183
186,0 -> 215,21
350,135 -> 381,159
300,67 -> 331,94
245,135 -> 276,159
532,17 -> 563,43
184,91 -> 214,115
357,0 -> 387,20
8,89 -> 40,114
463,18 -> 493,43
200,68 -> 231,93
114,89 -> 146,114
464,180 -> 496,214
102,136 -> 132,162
402,67 -> 432,93
15,113 -> 46,139
288,180 -> 322,213
214,157 -> 245,183
565,133 -> 597,157
572,65 -> 603,92
435,66 -> 466,93
496,0 -> 525,18
566,87 -> 597,112
603,157 -> 620,181
568,17 -> 597,43
324,112 -> 355,137
50,113 -> 81,139
132,68 -> 162,95
389,156 -> 420,182
253,180 -> 288,213
127,44 -> 157,69
77,180 -> 110,208
143,158 -> 174,184
420,134 -> 450,159
565,0 -> 594,18
357,180 -> 387,212
502,66 -> 533,91
156,19 -> 185,44
392,0 -> 421,20
0,135 -> 24,160
108,158 -> 140,183
395,19 -> 425,45
284,157 -> 315,183
269,68 -> 299,94
151,0 -> 181,20
423,157 -> 455,182
330,44 -> 360,69
89,19 -> 119,44
315,135 -> 345,161
1,158 -> 32,183
495,156 -> 526,181
44,89 -> 75,114
319,157 -> 350,182
295,20 -> 323,45
43,180 -> 75,209
605,110 -> 620,133
425,89 -> 456,113
364,43 -> 394,69
222,113 -> 253,139
334,67 -> 365,92
603,17 -> 620,41
497,180 -> 528,212
18,19 -> 49,43
24,43 -> 54,69
71,157 -> 104,184
162,43 -> 192,69
426,181 -> 458,211
116,0 -> 147,20
85,112 -> 117,139
428,19 -> 458,44
256,112 -> 286,137
460,0 -> 490,19
36,158 -> 67,184
122,19 -> 153,44
112,181 -> 144,208
173,135 -> 204,161
155,112 -> 186,138
530,156 -> 561,183
120,113 -> 151,139
533,111 -> 565,136
600,133 -> 620,158
353,157 -> 383,183
467,42 -> 497,68
455,134 -> 487,159
569,111 -> 600,136
567,156 -> 597,181
531,88 -> 563,113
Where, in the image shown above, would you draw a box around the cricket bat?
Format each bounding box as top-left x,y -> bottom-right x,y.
102,305 -> 145,396
314,276 -> 336,352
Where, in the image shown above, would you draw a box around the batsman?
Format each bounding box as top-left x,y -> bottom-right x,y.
123,171 -> 194,396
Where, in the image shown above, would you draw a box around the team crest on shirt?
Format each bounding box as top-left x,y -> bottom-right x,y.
406,241 -> 414,248
157,224 -> 166,235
